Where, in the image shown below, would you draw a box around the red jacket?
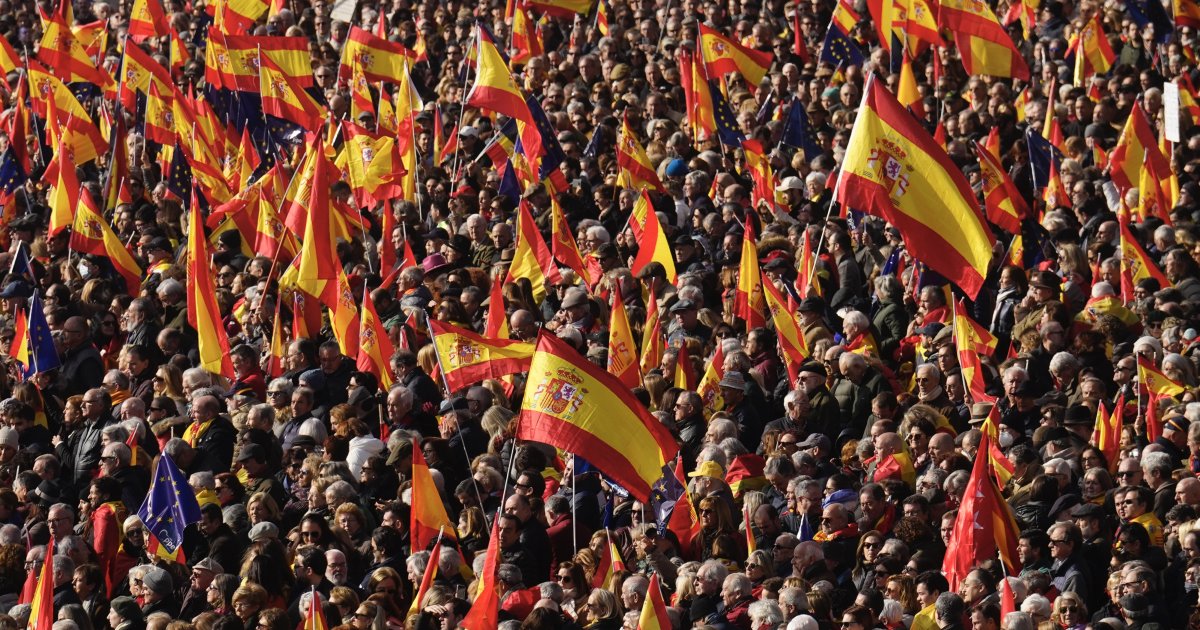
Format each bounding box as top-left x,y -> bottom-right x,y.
724,596 -> 754,630
91,501 -> 126,596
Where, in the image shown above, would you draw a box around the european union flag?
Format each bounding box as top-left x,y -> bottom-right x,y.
820,24 -> 864,68
22,291 -> 60,377
497,159 -> 521,209
781,96 -> 822,161
137,453 -> 201,555
9,241 -> 33,279
522,95 -> 569,184
1019,219 -> 1055,269
166,146 -> 191,201
709,80 -> 746,145
648,464 -> 685,536
1126,0 -> 1173,42
0,149 -> 26,194
582,127 -> 604,160
1025,128 -> 1063,190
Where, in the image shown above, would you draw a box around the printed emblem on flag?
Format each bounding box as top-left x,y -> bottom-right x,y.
361,146 -> 375,163
447,338 -> 482,368
532,371 -> 586,416
865,143 -> 911,200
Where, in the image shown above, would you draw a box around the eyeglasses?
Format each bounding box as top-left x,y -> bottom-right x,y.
1060,606 -> 1079,614
699,509 -> 714,515
126,528 -> 144,535
746,563 -> 761,569
1120,500 -> 1137,506
863,541 -> 882,549
556,575 -> 572,583
1117,471 -> 1138,478
1049,538 -> 1070,545
100,455 -> 117,463
355,613 -> 372,620
301,531 -> 320,539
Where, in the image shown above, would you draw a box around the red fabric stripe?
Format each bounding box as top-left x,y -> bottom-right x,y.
467,87 -> 534,126
516,410 -> 656,500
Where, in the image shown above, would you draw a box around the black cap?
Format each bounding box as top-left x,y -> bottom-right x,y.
1049,494 -> 1082,518
1069,503 -> 1104,519
146,236 -> 173,253
796,361 -> 826,377
236,444 -> 265,463
1012,380 -> 1037,397
1063,404 -> 1093,426
423,227 -> 450,241
438,396 -> 470,415
672,233 -> 696,247
797,297 -> 825,312
669,299 -> 697,313
919,322 -> 945,337
448,234 -> 472,254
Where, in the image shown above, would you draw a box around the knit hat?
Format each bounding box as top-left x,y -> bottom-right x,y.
142,566 -> 173,595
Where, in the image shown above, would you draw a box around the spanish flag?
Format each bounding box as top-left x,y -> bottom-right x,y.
408,536 -> 443,616
952,300 -> 997,402
1110,103 -> 1170,193
697,23 -> 774,89
128,0 -> 167,42
763,277 -> 809,385
118,43 -> 172,111
1178,0 -> 1200,29
529,0 -> 593,17
696,342 -> 725,415
607,286 -> 641,388
616,113 -> 664,192
936,0 -> 1030,80
897,53 -> 924,118
835,74 -> 995,299
678,48 -> 716,143
70,190 -> 143,295
974,140 -> 1027,234
429,319 -> 535,393
674,342 -> 696,390
302,586 -> 329,630
942,429 -> 1021,589
465,26 -> 537,146
460,520 -> 501,628
1117,218 -> 1169,300
357,288 -> 396,389
734,224 -> 765,330
550,197 -> 590,284
27,535 -> 54,630
1138,356 -> 1185,441
1069,14 -> 1115,84
517,331 -> 679,502
37,12 -> 108,86
204,32 -> 312,92
44,98 -> 79,239
259,54 -> 326,131
186,193 -> 235,378
339,121 -> 405,207
511,5 -> 543,66
339,26 -> 416,83
636,574 -> 672,630
1093,395 -> 1123,474
0,35 -> 19,75
630,193 -> 677,284
640,291 -> 665,377
505,201 -> 561,303
410,437 -> 459,551
295,149 -> 340,300
144,81 -> 175,145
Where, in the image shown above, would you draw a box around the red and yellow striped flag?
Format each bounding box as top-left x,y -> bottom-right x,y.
639,291 -> 665,377
607,287 -> 641,388
410,437 -> 458,551
630,194 -> 677,284
637,574 -> 672,630
28,537 -> 54,630
734,224 -> 765,330
429,319 -> 535,393
937,0 -> 1030,80
617,114 -> 664,192
697,23 -> 774,89
187,192 -> 235,378
975,140 -> 1026,234
357,289 -> 396,390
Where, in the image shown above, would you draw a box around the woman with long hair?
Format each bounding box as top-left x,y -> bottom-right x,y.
744,549 -> 772,597
557,560 -> 591,615
151,364 -> 187,415
365,567 -> 408,625
693,496 -> 739,562
852,530 -> 887,591
456,507 -> 489,561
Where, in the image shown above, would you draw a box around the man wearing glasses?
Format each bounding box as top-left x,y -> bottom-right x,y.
1116,486 -> 1164,547
1047,522 -> 1098,612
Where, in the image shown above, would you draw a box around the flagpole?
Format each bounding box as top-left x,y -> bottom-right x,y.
426,310 -> 487,511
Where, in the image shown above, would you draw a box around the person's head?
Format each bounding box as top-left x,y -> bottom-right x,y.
721,572 -> 753,608
958,569 -> 994,605
694,559 -> 729,597
840,604 -> 874,630
935,592 -> 966,627
1048,522 -> 1082,561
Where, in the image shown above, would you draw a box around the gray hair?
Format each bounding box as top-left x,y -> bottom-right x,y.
247,404 -> 276,426
1048,352 -> 1080,375
842,310 -> 869,330
698,559 -> 729,584
749,600 -> 785,627
157,278 -> 185,300
496,563 -> 523,587
1002,612 -> 1035,630
1141,451 -> 1172,477
189,471 -> 215,490
874,275 -> 904,302
724,572 -> 753,597
539,581 -> 564,602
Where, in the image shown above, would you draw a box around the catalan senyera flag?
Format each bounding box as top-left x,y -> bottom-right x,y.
505,201 -> 562,304
1070,14 -> 1115,84
607,287 -> 641,388
1117,218 -> 1169,301
259,54 -> 326,131
187,195 -> 235,378
640,291 -> 665,376
1110,103 -> 1170,193
763,277 -> 809,385
357,289 -> 396,390
937,0 -> 1030,80
429,319 -> 535,393
696,342 -> 726,415
975,140 -> 1027,234
835,74 -> 995,299
734,224 -> 766,330
616,114 -> 665,192
952,300 -> 997,402
70,190 -> 142,295
339,26 -> 415,83
942,428 -> 1021,590
1093,394 -> 1123,474
518,331 -> 679,502
128,0 -> 167,41
550,198 -> 590,284
410,436 -> 458,553
636,573 -> 671,630
27,535 -> 53,630
630,195 -> 677,284
698,23 -> 774,89
1177,0 -> 1200,28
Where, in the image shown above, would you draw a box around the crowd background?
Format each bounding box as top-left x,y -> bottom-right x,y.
0,0 -> 1194,628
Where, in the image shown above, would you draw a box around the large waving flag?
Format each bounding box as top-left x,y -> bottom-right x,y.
259,54 -> 327,131
637,574 -> 671,630
118,43 -> 172,110
937,0 -> 1030,80
942,429 -> 1021,590
518,332 -> 679,502
616,114 -> 665,192
45,103 -> 80,238
1069,14 -> 1115,84
1177,0 -> 1200,27
529,0 -> 593,17
70,190 -> 143,295
678,48 -> 717,143
37,11 -> 108,86
630,195 -> 677,284
137,454 -> 202,564
607,287 -> 641,388
203,33 -> 312,91
1110,103 -> 1170,193
339,26 -> 415,83
428,319 -> 535,393
820,0 -> 865,68
410,437 -> 458,551
465,26 -> 539,155
186,196 -> 235,378
1117,219 -> 1169,300
975,140 -> 1027,234
763,278 -> 809,384
128,0 -> 167,41
697,24 -> 774,89
357,289 -> 396,390
339,121 -> 405,206
835,74 -> 995,299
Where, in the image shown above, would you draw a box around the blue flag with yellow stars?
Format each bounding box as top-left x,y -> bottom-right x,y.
20,291 -> 59,378
137,453 -> 201,555
781,96 -> 822,161
648,464 -> 685,536
709,80 -> 747,146
819,19 -> 864,69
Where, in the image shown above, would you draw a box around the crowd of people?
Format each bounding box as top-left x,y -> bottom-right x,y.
0,0 -> 1195,627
